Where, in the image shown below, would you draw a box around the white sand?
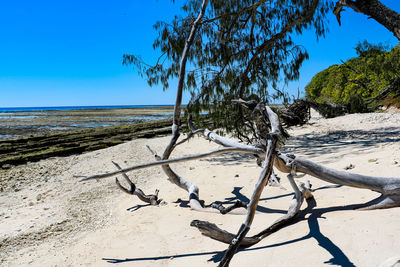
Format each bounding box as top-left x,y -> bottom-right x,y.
1,110 -> 400,266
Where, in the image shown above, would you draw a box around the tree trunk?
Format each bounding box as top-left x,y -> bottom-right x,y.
159,0 -> 209,211
334,0 -> 400,41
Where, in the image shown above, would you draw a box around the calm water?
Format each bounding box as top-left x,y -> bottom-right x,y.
0,105 -> 174,112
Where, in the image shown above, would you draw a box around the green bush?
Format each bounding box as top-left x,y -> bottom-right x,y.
305,41 -> 400,112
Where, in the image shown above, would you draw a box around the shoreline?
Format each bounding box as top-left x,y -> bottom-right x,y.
0,106 -> 178,140
0,117 -> 188,168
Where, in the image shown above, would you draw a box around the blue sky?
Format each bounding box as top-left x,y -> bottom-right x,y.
0,0 -> 399,107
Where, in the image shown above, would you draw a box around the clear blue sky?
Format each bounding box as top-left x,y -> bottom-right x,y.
0,0 -> 399,107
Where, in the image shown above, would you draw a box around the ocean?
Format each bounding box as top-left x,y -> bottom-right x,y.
0,105 -> 175,112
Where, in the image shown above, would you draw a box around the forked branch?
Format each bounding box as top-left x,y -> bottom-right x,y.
113,161 -> 161,205
191,168 -> 313,247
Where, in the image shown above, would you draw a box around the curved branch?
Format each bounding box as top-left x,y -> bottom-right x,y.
334,0 -> 400,40
275,153 -> 400,209
211,200 -> 248,214
75,147 -> 259,182
113,161 -> 161,205
159,0 -> 210,211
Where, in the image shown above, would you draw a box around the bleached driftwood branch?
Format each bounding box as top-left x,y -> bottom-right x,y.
75,102 -> 400,265
75,147 -> 261,181
112,161 -> 161,206
275,153 -> 400,210
202,103 -> 281,267
191,171 -> 313,246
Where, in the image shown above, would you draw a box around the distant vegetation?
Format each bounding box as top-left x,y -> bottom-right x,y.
305,41 -> 400,113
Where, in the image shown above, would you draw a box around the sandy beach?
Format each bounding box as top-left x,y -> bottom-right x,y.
1,109 -> 400,266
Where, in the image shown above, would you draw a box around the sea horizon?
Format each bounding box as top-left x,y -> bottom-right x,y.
0,104 -> 177,113
0,105 -> 179,140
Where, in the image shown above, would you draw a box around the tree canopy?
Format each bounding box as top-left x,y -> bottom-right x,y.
124,0 -> 399,136
124,0 -> 334,138
305,41 -> 400,112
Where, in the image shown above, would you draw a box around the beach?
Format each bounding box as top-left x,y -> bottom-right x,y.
1,109 -> 400,266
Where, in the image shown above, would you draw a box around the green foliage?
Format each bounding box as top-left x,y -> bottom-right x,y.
124,0 -> 334,139
306,41 -> 400,111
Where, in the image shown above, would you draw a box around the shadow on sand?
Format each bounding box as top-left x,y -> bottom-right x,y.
199,126 -> 400,165
104,184 -> 364,266
283,126 -> 400,161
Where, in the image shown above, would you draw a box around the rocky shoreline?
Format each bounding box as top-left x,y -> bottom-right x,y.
0,117 -> 189,168
0,106 -> 176,139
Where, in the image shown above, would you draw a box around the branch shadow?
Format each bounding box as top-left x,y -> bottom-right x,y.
104,198 -> 361,266
102,250 -> 225,264
196,127 -> 400,166
200,152 -> 255,166
208,185 -> 343,215
213,198 -> 364,266
126,204 -> 151,212
283,126 -> 400,161
112,185 -> 357,266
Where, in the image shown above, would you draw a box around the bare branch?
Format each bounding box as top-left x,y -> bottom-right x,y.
75,147 -> 260,182
191,172 -> 313,247
275,153 -> 400,209
112,161 -> 161,205
218,103 -> 281,267
211,200 -> 248,214
334,0 -> 400,41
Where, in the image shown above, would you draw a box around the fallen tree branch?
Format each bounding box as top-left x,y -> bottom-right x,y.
191,170 -> 313,247
275,153 -> 400,209
218,104 -> 281,267
75,147 -> 260,181
113,161 -> 161,205
211,200 -> 248,214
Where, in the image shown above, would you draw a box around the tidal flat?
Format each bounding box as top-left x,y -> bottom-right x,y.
0,106 -> 189,167
0,106 -> 177,139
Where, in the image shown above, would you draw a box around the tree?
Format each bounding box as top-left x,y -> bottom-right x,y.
334,0 -> 400,41
305,41 -> 400,111
77,1 -> 400,266
123,0 -> 333,140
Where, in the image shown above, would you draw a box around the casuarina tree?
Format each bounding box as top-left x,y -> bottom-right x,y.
76,1 -> 400,266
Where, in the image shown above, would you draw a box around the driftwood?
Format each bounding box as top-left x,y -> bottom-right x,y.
112,161 -> 161,206
279,99 -> 311,126
75,1 -> 400,265
76,101 -> 400,265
